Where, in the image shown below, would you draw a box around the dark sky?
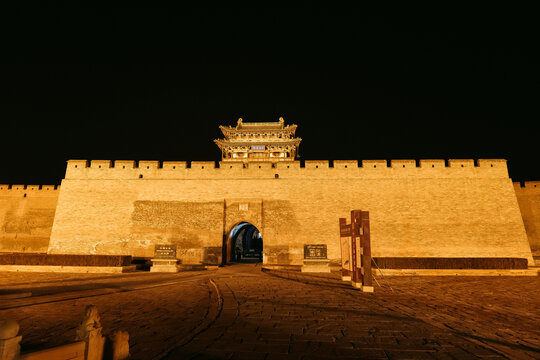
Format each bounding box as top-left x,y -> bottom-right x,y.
1,3 -> 538,185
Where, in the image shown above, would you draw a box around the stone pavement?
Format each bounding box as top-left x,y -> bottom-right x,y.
0,271 -> 215,359
167,265 -> 540,360
0,265 -> 539,359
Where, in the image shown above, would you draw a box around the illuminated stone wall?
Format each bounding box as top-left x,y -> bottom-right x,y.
46,158 -> 534,266
514,181 -> 540,256
0,185 -> 59,253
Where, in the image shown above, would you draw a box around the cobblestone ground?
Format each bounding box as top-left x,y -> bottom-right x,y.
1,265 -> 539,359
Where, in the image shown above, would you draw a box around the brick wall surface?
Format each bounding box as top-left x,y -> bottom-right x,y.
514,181 -> 540,256
0,185 -> 59,253
47,159 -> 534,265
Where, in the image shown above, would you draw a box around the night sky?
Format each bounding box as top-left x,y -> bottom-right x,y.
1,4 -> 538,185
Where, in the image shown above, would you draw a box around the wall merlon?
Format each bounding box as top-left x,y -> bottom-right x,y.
190,161 -> 216,169
276,161 -> 300,169
114,160 -> 136,169
219,162 -> 244,170
419,160 -> 446,168
90,160 -> 112,169
525,181 -> 540,188
304,160 -> 329,169
249,162 -> 274,170
163,161 -> 187,170
138,161 -> 160,170
67,160 -> 89,169
362,160 -> 387,168
333,160 -> 358,169
390,160 -> 416,168
448,159 -> 475,168
477,159 -> 507,168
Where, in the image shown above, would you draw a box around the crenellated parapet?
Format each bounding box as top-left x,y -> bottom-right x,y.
64,158 -> 510,180
0,184 -> 60,196
514,181 -> 540,194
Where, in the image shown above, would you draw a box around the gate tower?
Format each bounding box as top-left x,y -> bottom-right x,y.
214,117 -> 302,163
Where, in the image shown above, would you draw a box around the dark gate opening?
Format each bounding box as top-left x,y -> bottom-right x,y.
228,222 -> 263,263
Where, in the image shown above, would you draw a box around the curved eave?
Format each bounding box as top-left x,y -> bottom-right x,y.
219,124 -> 298,138
214,138 -> 302,148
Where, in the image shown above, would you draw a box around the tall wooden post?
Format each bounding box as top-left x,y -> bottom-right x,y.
351,210 -> 362,288
339,218 -> 351,281
360,211 -> 374,292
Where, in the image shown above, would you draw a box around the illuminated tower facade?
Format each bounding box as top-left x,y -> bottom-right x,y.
214,117 -> 302,163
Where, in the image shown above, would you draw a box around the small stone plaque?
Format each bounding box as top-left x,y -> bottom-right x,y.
304,244 -> 327,259
154,245 -> 177,259
239,203 -> 249,211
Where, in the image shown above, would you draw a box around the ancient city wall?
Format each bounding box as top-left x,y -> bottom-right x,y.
0,185 -> 60,253
514,181 -> 540,256
48,159 -> 534,265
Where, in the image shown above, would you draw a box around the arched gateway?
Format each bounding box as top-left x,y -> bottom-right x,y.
224,222 -> 263,264
44,118 -> 534,268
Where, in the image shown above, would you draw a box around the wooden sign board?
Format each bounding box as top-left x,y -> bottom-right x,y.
340,224 -> 351,237
339,218 -> 352,278
340,224 -> 361,237
339,210 -> 373,292
154,245 -> 177,259
340,237 -> 351,270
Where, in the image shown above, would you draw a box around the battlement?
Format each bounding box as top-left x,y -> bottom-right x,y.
333,160 -> 358,169
190,161 -> 217,169
90,160 -> 112,169
276,162 -> 301,169
63,158 -> 510,180
115,160 -> 135,169
163,161 -> 187,170
305,160 -> 330,169
391,160 -> 416,168
514,181 -> 540,193
419,160 -> 445,168
0,184 -> 60,196
363,160 -> 387,169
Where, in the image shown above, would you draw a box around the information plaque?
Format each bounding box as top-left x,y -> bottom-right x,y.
154,245 -> 177,259
304,244 -> 327,259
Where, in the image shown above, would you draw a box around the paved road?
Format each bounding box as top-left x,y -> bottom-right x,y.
1,265 -> 539,359
0,271 -> 214,359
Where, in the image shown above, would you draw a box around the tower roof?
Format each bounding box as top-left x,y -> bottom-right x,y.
219,117 -> 297,138
236,117 -> 285,130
